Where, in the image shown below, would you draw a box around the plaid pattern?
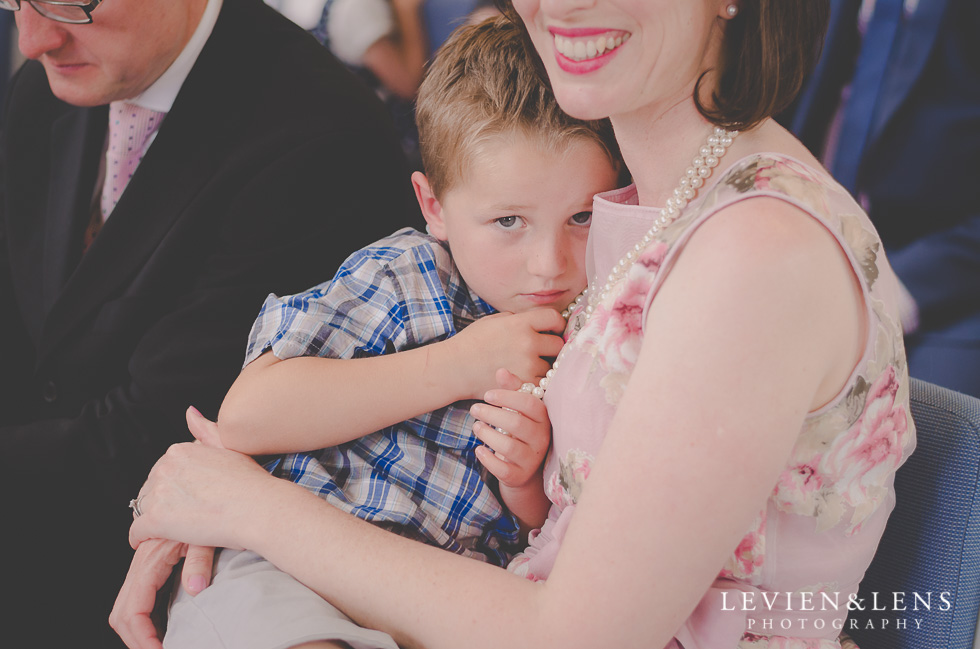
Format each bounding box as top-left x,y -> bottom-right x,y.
245,228 -> 519,565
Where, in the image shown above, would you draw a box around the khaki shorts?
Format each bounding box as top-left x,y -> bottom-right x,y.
164,548 -> 399,649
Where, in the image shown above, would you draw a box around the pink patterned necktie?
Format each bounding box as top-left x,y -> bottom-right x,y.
100,102 -> 165,220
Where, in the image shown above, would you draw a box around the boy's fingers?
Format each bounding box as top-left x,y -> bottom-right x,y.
523,307 -> 568,334
494,368 -> 523,391
480,391 -> 547,423
534,332 -> 565,359
472,420 -> 520,457
470,403 -> 527,436
475,445 -> 515,483
185,407 -> 224,449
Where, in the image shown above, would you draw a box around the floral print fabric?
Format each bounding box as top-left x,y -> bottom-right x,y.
509,154 -> 916,648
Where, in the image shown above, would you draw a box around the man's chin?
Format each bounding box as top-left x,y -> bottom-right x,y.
43,64 -> 114,107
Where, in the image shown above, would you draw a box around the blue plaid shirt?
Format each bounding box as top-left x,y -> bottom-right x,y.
244,228 -> 519,565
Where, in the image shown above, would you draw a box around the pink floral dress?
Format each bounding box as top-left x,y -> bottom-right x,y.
507,154 -> 916,649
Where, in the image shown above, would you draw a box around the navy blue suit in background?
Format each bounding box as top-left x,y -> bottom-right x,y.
784,0 -> 980,397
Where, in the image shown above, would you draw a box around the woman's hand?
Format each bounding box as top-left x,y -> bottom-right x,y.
110,539 -> 217,649
109,538 -> 186,649
128,408 -> 276,550
112,409 -> 255,647
180,544 -> 216,597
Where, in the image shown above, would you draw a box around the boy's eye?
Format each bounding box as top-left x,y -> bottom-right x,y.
570,211 -> 593,226
494,216 -> 521,229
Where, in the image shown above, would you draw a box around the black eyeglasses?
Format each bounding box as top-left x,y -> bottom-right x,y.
0,0 -> 104,24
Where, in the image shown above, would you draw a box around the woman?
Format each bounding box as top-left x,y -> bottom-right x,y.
113,1 -> 914,647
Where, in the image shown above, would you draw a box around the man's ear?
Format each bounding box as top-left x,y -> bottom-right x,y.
412,171 -> 448,240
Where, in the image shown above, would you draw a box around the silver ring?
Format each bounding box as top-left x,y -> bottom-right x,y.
129,495 -> 145,518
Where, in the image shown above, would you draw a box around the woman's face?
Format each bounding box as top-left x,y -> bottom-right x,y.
512,0 -> 729,121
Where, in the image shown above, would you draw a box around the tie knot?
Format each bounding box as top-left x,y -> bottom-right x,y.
101,102 -> 166,221
107,102 -> 165,158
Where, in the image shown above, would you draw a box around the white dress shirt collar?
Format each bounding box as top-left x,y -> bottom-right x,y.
129,0 -> 224,113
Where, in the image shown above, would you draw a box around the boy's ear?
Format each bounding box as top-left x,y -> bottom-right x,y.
412,171 -> 449,240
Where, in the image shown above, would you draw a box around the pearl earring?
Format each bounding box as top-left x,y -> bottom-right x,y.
726,4 -> 738,17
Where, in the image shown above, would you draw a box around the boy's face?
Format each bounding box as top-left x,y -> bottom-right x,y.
420,136 -> 620,314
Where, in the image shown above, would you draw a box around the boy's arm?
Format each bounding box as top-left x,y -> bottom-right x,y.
217,340 -> 465,454
218,309 -> 566,455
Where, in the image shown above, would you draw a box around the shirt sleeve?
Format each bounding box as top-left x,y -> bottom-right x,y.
243,231 -> 457,366
326,0 -> 396,66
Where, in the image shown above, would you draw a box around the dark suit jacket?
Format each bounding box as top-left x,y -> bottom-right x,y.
784,0 -> 980,395
0,0 -> 420,643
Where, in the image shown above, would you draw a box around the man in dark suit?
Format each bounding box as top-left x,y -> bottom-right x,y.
784,0 -> 980,397
0,0 -> 420,644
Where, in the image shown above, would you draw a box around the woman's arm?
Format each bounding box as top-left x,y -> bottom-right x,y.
217,309 -> 566,454
361,0 -> 428,100
127,200 -> 864,649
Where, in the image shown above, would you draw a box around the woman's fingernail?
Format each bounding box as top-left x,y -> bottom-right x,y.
188,406 -> 202,418
188,575 -> 207,594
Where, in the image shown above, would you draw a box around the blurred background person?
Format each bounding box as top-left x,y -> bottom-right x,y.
312,0 -> 429,170
264,0 -> 327,29
783,0 -> 980,397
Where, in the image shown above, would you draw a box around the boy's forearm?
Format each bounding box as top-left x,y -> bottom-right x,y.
217,341 -> 471,455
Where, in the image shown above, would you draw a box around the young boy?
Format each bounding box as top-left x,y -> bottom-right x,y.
163,16 -> 623,649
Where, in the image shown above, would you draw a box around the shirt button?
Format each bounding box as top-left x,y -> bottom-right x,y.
42,380 -> 58,403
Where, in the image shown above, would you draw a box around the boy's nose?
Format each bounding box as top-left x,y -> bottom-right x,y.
16,8 -> 71,60
527,236 -> 569,278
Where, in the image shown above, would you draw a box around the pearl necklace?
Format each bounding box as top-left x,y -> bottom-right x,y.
518,126 -> 739,400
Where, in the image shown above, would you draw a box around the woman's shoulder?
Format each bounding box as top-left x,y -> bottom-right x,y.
674,152 -> 853,271
703,152 -> 891,301
703,121 -> 847,217
695,152 -> 883,286
713,152 -> 842,211
684,152 -> 911,437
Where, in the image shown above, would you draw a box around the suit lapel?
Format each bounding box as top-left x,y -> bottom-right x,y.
41,106 -> 105,321
866,0 -> 950,148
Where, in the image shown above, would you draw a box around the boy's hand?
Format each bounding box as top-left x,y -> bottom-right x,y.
470,369 -> 551,489
450,309 -> 566,399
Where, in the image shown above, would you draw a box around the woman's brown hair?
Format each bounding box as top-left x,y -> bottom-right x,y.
703,0 -> 830,130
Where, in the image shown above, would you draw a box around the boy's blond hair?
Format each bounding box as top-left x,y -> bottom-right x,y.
416,15 -> 623,199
